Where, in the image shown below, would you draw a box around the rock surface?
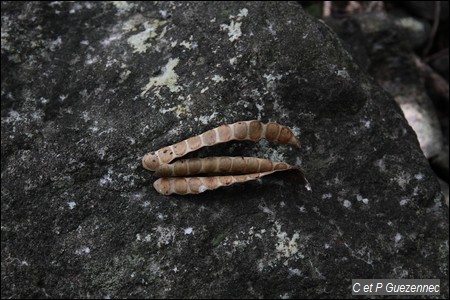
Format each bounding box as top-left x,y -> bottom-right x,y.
329,12 -> 445,160
1,2 -> 448,298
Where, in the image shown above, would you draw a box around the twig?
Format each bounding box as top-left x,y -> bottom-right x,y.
414,55 -> 449,102
423,1 -> 441,57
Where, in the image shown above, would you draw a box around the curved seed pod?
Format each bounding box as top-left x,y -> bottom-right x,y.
153,168 -> 299,195
142,120 -> 301,171
154,156 -> 295,177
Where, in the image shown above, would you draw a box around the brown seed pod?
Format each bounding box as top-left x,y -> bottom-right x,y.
154,157 -> 295,177
153,168 -> 299,195
142,120 -> 301,171
143,120 -> 305,195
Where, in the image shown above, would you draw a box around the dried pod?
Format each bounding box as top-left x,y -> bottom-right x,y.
153,168 -> 300,195
154,156 -> 295,177
142,120 -> 301,171
143,120 -> 306,196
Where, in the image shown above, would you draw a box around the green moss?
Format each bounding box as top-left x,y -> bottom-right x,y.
303,3 -> 323,19
211,233 -> 226,247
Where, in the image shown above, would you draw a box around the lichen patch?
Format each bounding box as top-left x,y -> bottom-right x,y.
127,20 -> 167,53
141,58 -> 182,96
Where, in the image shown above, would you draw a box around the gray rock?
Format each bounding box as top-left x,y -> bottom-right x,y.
400,1 -> 449,21
431,145 -> 450,183
438,178 -> 449,207
1,2 -> 448,298
394,16 -> 430,49
328,12 -> 445,159
430,49 -> 449,81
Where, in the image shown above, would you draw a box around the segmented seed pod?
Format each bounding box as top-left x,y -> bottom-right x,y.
153,169 -> 298,195
142,120 -> 301,171
154,156 -> 295,177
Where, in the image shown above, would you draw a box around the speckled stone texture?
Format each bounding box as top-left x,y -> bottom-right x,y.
1,2 -> 448,298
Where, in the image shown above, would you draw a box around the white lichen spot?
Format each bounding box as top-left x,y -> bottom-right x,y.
274,222 -> 302,259
85,53 -> 98,65
58,94 -> 68,102
288,268 -> 302,277
200,87 -> 209,94
20,260 -> 29,266
374,158 -> 386,172
267,23 -> 277,35
67,201 -> 76,210
119,70 -> 131,83
356,195 -> 369,204
155,213 -> 166,220
40,97 -> 49,104
141,201 -> 150,208
259,204 -> 274,215
237,8 -> 248,19
49,36 -> 62,51
159,10 -> 168,18
141,58 -> 182,96
99,174 -> 112,186
413,186 -> 419,196
393,171 -> 411,190
266,149 -> 285,163
155,226 -> 175,247
322,193 -> 332,199
394,233 -> 402,243
127,20 -> 167,53
414,173 -> 424,180
211,74 -> 225,83
305,181 -> 312,192
112,1 -> 135,14
99,169 -> 113,186
129,192 -> 144,201
81,110 -> 91,122
255,102 -> 264,119
100,33 -> 122,46
291,126 -> 301,138
263,73 -> 283,90
280,293 -> 290,299
158,106 -> 177,114
361,119 -> 371,128
76,246 -> 91,255
336,67 -> 349,79
220,20 -> 242,42
183,227 -> 193,235
127,137 -> 136,145
399,198 -> 409,206
194,112 -> 218,125
180,40 -> 192,49
343,200 -> 352,208
229,57 -> 237,65
4,110 -> 23,124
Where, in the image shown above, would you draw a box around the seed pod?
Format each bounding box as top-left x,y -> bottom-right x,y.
154,156 -> 295,177
153,168 -> 300,195
142,120 -> 301,171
